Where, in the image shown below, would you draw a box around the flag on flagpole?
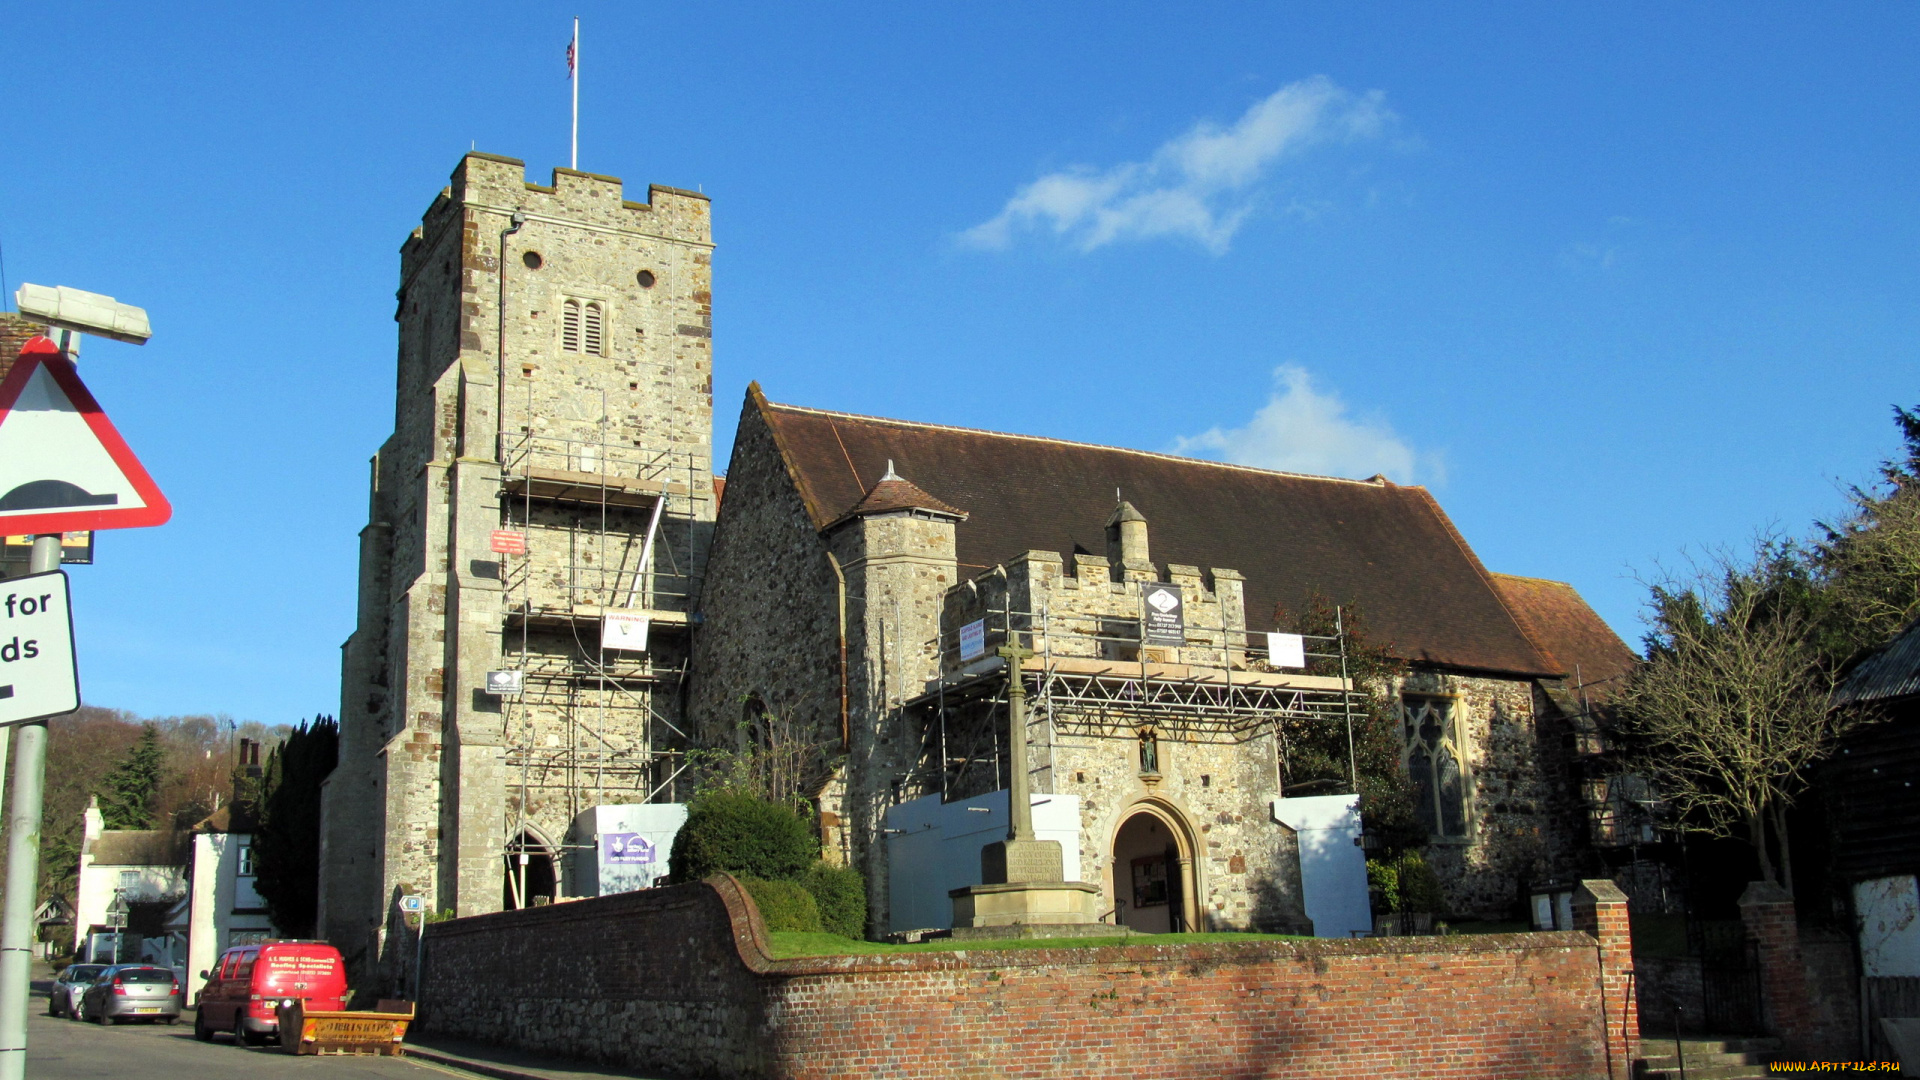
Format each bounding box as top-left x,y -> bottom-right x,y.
566,36 -> 575,78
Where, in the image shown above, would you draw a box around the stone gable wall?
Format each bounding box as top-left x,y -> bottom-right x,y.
419,874 -> 1632,1080
688,398 -> 840,766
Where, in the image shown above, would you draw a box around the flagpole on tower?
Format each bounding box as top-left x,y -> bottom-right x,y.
569,16 -> 579,170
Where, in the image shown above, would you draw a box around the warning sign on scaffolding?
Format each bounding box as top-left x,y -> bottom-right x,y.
489,530 -> 527,555
484,670 -> 524,697
958,619 -> 986,662
1266,632 -> 1307,669
1142,583 -> 1185,647
601,611 -> 649,653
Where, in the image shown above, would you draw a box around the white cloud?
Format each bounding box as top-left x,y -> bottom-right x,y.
1171,365 -> 1427,483
962,77 -> 1393,254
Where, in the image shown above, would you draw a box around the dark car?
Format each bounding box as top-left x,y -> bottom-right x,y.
78,965 -> 182,1025
47,963 -> 106,1018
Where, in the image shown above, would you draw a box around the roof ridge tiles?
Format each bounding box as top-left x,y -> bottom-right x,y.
763,398 -> 1400,489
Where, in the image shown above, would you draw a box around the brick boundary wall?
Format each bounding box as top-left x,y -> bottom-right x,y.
418,876 -> 1636,1080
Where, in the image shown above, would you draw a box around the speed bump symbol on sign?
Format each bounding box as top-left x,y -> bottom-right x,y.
0,569 -> 79,726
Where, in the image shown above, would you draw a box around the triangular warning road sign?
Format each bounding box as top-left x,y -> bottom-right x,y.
0,336 -> 170,534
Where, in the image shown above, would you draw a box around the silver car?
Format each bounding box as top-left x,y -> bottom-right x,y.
78,965 -> 182,1025
47,963 -> 106,1018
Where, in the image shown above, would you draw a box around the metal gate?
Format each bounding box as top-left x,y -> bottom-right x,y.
1693,920 -> 1766,1035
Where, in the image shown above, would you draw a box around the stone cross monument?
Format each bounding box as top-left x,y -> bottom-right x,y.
948,644 -> 1105,938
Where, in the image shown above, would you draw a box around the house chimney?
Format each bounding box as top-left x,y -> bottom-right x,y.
1105,498 -> 1149,571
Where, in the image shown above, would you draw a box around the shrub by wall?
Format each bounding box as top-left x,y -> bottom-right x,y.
802,862 -> 866,938
741,878 -> 820,932
669,791 -> 816,882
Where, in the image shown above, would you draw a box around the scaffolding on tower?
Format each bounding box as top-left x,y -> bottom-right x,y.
490,424 -> 709,900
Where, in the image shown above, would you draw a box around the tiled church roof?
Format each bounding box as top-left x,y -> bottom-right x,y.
750,386 -> 1564,677
1490,574 -> 1640,699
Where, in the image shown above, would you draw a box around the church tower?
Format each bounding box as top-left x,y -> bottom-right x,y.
319,153 -> 715,989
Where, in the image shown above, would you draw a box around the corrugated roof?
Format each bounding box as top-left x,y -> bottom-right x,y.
1491,574 -> 1640,701
752,388 -> 1561,677
1836,616 -> 1920,706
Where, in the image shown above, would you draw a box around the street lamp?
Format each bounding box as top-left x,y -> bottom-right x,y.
13,284 -> 151,347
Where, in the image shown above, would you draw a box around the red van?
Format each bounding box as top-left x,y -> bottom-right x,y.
192,940 -> 348,1045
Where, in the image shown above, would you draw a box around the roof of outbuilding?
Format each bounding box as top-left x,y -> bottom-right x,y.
1490,574 -> 1640,700
1836,616 -> 1920,706
750,387 -> 1564,677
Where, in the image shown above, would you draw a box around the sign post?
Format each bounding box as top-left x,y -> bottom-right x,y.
0,535 -> 62,1078
0,300 -> 163,1080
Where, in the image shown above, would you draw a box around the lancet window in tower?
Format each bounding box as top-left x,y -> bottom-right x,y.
583,302 -> 604,356
562,299 -> 582,352
560,298 -> 606,356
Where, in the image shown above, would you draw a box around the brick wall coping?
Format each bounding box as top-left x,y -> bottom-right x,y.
425,874 -> 1606,980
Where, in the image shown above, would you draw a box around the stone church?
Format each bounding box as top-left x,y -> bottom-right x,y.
321,152 -> 1636,984
692,388 -> 1638,934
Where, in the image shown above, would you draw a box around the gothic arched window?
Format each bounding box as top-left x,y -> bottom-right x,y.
1403,695 -> 1469,839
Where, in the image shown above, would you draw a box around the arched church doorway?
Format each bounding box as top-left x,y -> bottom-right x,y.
1111,806 -> 1197,934
503,830 -> 557,910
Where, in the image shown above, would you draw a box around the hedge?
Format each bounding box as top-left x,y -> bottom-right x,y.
669,790 -> 817,882
741,878 -> 821,933
803,862 -> 867,938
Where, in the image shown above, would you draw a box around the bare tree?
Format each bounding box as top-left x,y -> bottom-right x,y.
1618,549 -> 1854,890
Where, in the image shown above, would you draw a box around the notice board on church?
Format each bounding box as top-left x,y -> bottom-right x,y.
1142,582 -> 1185,646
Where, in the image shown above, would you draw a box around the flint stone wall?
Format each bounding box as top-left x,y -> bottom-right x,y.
418,874 -> 1631,1079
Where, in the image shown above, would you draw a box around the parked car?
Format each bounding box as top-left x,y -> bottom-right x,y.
46,963 -> 106,1018
77,965 -> 182,1025
193,940 -> 347,1046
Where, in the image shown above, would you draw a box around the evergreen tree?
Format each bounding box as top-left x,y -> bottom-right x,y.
1813,403 -> 1920,663
96,724 -> 166,830
251,716 -> 338,938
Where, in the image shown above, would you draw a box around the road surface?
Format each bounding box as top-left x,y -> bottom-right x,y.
24,1002 -> 452,1080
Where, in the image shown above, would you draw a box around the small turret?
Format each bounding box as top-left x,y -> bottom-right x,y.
1105,498 -> 1150,575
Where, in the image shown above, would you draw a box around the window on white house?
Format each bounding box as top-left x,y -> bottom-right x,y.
561,299 -> 582,352
117,871 -> 138,889
1403,695 -> 1469,839
236,843 -> 255,877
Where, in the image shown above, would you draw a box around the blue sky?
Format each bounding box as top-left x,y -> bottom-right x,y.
2,4 -> 1914,723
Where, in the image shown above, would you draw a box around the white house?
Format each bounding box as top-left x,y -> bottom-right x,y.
74,799 -> 188,963
171,830 -> 274,997
74,799 -> 276,987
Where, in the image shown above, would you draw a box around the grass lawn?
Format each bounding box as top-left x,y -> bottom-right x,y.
766,930 -> 1315,959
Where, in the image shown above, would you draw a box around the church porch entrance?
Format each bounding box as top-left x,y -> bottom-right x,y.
1111,806 -> 1198,933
